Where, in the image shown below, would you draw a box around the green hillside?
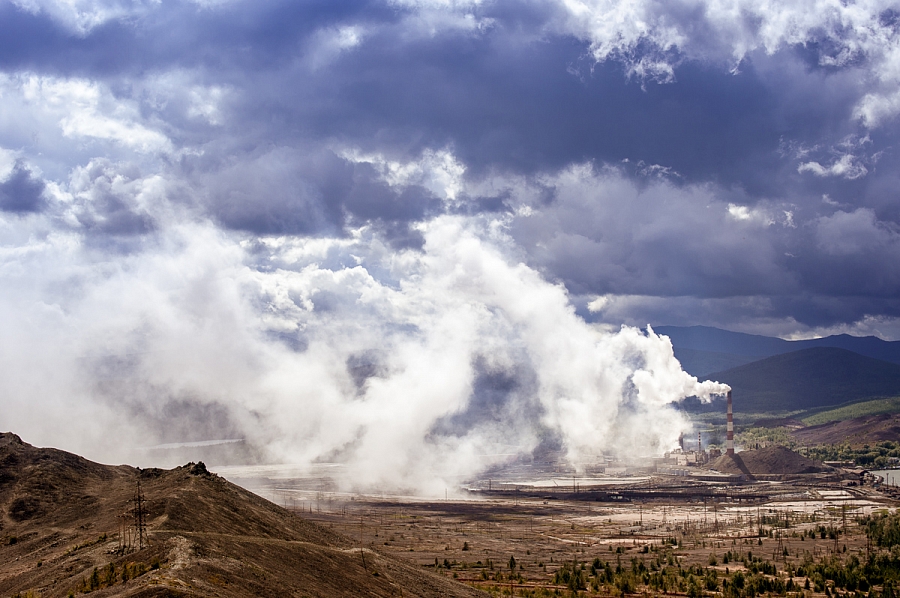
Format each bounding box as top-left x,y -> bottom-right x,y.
800,397 -> 900,426
703,347 -> 900,413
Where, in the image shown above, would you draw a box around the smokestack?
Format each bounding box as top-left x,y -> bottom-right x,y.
726,390 -> 734,455
698,431 -> 702,452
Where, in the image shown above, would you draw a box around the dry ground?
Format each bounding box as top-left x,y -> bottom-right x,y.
296,489 -> 893,596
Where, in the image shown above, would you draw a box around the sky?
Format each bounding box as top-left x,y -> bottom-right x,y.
1,0 -> 898,489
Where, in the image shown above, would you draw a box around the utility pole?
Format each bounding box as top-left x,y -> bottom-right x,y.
132,480 -> 148,550
117,512 -> 130,553
757,506 -> 762,537
714,502 -> 718,534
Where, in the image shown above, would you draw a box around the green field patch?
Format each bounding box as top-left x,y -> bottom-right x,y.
801,396 -> 900,426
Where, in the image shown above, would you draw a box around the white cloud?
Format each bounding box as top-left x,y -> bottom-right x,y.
0,147 -> 20,179
727,202 -> 780,226
306,25 -> 368,70
390,0 -> 484,7
15,74 -> 172,153
185,86 -> 227,125
137,70 -> 232,126
587,294 -> 611,312
727,203 -> 752,221
341,147 -> 468,204
11,0 -> 157,35
798,153 -> 869,179
387,0 -> 495,35
785,315 -> 900,342
553,0 -> 897,69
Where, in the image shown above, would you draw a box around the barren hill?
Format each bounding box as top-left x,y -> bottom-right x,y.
707,446 -> 832,477
0,432 -> 487,598
792,413 -> 900,447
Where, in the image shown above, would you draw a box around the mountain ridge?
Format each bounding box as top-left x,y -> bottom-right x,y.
656,325 -> 900,378
700,347 -> 900,413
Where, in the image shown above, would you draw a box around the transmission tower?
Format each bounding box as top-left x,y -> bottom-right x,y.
132,480 -> 148,550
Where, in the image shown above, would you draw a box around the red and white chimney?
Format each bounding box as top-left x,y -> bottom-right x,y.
726,390 -> 734,455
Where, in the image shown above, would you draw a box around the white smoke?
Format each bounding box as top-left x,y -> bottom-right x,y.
0,189 -> 728,493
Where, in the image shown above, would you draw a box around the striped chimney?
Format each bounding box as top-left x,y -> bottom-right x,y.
726,390 -> 734,455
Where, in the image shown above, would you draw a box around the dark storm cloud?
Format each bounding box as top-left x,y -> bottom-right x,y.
2,0 -> 900,337
0,0 -> 387,75
341,163 -> 440,223
193,147 -> 440,237
223,27 -> 812,192
0,160 -> 46,213
0,0 -> 862,196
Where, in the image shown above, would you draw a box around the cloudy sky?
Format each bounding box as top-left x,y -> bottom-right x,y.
1,0 -> 898,486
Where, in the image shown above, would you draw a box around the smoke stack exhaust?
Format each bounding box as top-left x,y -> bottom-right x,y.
726,390 -> 734,455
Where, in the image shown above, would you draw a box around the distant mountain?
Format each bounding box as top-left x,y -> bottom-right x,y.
797,334 -> 900,364
655,325 -> 900,377
670,347 -> 758,378
702,347 -> 900,413
656,325 -> 794,359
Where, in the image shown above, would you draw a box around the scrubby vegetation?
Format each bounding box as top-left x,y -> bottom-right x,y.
453,511 -> 900,598
806,441 -> 900,468
69,560 -> 153,594
732,427 -> 900,468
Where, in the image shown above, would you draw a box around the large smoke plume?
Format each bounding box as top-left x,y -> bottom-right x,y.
0,200 -> 727,494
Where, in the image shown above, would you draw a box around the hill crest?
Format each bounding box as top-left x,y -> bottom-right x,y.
0,433 -> 486,598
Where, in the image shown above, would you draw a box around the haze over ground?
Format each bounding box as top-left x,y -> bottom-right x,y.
1,0 -> 898,491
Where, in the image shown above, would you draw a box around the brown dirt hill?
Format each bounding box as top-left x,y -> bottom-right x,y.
791,412 -> 900,446
0,432 -> 487,598
707,446 -> 832,477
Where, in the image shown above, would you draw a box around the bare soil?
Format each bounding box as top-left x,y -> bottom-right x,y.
0,433 -> 487,598
300,489 -> 887,595
707,446 -> 831,476
792,413 -> 900,446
